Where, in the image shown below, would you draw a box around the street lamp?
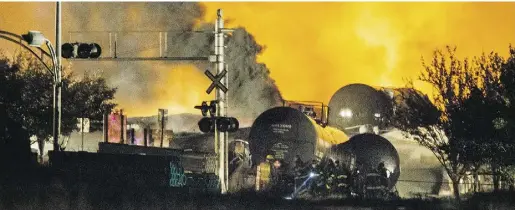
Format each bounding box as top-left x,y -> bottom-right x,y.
22,30 -> 61,152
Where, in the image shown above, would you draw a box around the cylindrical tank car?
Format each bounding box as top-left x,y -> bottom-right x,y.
331,133 -> 400,190
327,83 -> 394,135
328,84 -> 428,136
249,106 -> 349,171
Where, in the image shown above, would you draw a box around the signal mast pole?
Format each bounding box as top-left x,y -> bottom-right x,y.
215,9 -> 229,194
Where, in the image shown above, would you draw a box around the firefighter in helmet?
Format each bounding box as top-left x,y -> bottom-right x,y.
334,160 -> 349,194
377,162 -> 389,188
307,159 -> 323,196
256,154 -> 275,192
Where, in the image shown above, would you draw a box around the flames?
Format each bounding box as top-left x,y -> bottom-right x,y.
202,2 -> 515,103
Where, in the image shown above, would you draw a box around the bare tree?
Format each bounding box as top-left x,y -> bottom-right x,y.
392,46 -> 476,202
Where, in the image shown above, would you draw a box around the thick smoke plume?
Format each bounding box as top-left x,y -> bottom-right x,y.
223,28 -> 284,118
61,2 -> 282,119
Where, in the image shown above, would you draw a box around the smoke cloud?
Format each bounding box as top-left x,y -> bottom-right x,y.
0,2 -> 283,119
61,2 -> 283,118
223,28 -> 284,118
5,2 -> 515,119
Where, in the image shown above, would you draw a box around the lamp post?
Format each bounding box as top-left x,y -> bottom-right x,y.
56,2 -> 62,151
22,30 -> 61,152
21,1 -> 62,152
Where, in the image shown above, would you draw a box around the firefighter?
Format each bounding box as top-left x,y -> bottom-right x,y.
311,158 -> 329,196
293,155 -> 304,175
377,162 -> 387,177
271,159 -> 281,186
377,162 -> 389,188
334,160 -> 343,177
335,160 -> 350,177
293,155 -> 305,191
334,160 -> 349,195
256,154 -> 274,192
326,159 -> 336,174
325,159 -> 337,194
352,162 -> 364,197
306,159 -> 320,196
272,159 -> 288,194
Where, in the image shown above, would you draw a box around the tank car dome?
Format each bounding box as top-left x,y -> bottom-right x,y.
249,107 -> 318,169
334,133 -> 400,190
328,83 -> 393,134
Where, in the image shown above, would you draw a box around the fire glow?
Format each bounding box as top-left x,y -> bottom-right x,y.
2,2 -> 515,117
202,2 -> 515,104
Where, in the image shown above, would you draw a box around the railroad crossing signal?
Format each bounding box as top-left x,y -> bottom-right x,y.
61,42 -> 102,59
198,117 -> 239,133
194,101 -> 217,117
217,117 -> 239,132
205,69 -> 228,94
194,100 -> 239,133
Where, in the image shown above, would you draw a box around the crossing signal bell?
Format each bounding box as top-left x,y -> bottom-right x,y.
62,43 -> 102,59
195,101 -> 239,133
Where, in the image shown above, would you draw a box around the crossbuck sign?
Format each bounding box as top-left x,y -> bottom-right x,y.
205,69 -> 228,94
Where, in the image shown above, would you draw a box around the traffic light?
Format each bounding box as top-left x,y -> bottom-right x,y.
61,43 -> 102,59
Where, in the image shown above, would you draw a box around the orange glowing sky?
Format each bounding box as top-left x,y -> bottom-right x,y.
3,2 -> 515,117
202,2 -> 515,104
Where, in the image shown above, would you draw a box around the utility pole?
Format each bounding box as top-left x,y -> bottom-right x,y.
53,1 -> 62,152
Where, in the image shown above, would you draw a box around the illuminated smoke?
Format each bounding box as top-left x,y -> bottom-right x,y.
60,2 -> 283,118
223,28 -> 283,117
5,2 -> 515,119
202,2 -> 515,103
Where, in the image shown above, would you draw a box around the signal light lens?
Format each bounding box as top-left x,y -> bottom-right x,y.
217,117 -> 230,132
198,118 -> 214,133
198,117 -> 239,133
77,43 -> 92,58
90,43 -> 102,58
228,117 -> 239,132
216,117 -> 239,132
61,43 -> 74,58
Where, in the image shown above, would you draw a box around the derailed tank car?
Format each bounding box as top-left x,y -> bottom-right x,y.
327,83 -> 430,136
328,83 -> 394,135
249,106 -> 349,171
331,133 -> 400,190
